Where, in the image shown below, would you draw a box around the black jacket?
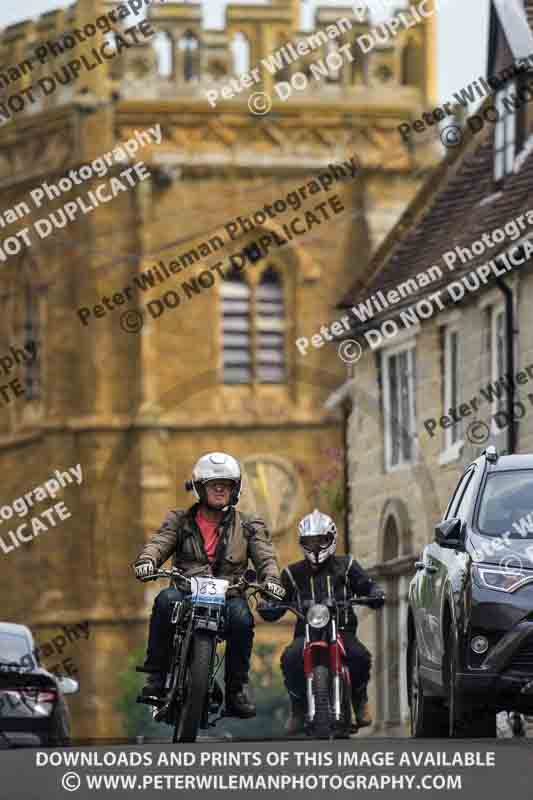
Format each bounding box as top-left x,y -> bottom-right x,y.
260,555 -> 383,638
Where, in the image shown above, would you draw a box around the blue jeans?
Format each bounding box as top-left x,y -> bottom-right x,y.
144,588 -> 254,691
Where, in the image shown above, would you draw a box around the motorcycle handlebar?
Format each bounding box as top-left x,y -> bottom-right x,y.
348,597 -> 386,606
142,569 -> 274,596
142,568 -> 190,584
143,572 -> 385,609
259,597 -> 385,614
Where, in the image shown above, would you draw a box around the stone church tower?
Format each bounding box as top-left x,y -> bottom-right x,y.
0,0 -> 436,738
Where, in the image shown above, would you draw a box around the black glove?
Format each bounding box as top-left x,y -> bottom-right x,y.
367,592 -> 385,610
134,559 -> 155,581
262,578 -> 286,602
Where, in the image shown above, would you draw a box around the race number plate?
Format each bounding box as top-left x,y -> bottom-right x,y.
192,577 -> 229,605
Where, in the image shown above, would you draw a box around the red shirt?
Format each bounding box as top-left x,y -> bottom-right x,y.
196,509 -> 221,563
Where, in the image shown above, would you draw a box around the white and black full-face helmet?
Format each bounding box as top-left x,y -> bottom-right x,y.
190,452 -> 241,508
298,509 -> 337,567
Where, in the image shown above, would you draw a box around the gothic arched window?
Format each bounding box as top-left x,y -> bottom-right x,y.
221,264 -> 286,385
221,269 -> 251,384
374,499 -> 412,733
256,266 -> 285,383
17,282 -> 41,402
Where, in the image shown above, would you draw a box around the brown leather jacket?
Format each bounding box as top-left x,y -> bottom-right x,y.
135,503 -> 280,589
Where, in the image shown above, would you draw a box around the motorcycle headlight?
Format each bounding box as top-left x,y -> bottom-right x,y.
306,604 -> 330,629
472,564 -> 530,593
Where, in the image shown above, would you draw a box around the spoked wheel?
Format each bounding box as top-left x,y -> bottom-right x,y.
173,632 -> 215,743
311,665 -> 332,739
409,638 -> 447,737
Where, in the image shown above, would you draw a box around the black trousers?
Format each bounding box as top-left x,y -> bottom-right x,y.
144,587 -> 254,690
280,633 -> 371,703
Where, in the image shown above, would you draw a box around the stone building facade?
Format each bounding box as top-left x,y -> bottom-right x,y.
0,0 -> 436,738
332,0 -> 533,735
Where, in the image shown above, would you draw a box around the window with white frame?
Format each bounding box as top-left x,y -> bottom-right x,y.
383,344 -> 417,470
443,327 -> 461,449
490,305 -> 507,421
494,75 -> 527,182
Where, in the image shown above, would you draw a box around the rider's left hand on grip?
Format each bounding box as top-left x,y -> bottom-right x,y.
367,593 -> 385,609
175,576 -> 191,592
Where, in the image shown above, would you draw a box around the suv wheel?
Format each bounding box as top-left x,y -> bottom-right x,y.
408,638 -> 447,737
445,628 -> 495,738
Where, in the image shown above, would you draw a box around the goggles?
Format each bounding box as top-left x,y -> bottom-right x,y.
301,534 -> 333,552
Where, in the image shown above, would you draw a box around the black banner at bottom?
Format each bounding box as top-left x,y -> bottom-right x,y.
1,740 -> 531,799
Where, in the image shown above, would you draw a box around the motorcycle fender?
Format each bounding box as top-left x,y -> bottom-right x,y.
303,641 -> 328,674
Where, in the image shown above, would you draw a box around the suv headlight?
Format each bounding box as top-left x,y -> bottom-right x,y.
306,604 -> 330,629
472,564 -> 530,593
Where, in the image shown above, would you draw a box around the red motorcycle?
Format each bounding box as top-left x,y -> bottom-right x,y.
274,597 -> 379,739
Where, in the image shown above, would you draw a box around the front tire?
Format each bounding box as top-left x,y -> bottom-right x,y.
173,632 -> 215,743
311,665 -> 331,739
408,638 -> 447,737
334,672 -> 353,739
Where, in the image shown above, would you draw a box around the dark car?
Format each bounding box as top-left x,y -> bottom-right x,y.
0,622 -> 78,748
407,446 -> 533,737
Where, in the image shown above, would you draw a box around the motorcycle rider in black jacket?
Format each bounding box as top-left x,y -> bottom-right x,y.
259,509 -> 385,734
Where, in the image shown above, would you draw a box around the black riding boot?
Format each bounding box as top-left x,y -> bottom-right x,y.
225,682 -> 256,718
352,684 -> 372,728
141,672 -> 165,699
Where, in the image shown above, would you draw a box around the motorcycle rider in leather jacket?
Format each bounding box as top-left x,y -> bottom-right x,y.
259,509 -> 385,734
133,452 -> 285,719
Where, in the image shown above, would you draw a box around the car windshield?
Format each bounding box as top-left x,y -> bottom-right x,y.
0,632 -> 31,664
477,470 -> 533,537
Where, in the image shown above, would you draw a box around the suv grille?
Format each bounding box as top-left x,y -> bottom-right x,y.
506,637 -> 533,673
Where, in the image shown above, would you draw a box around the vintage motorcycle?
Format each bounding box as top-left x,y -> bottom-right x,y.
137,566 -> 273,743
268,595 -> 381,739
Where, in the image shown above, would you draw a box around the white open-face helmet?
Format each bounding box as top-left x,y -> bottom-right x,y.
298,509 -> 337,567
190,452 -> 241,508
